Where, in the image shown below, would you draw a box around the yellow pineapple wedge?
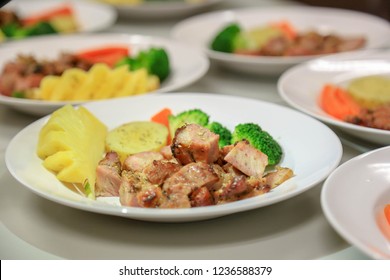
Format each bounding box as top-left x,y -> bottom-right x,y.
37,105 -> 107,199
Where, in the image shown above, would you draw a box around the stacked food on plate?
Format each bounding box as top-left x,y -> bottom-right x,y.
319,75 -> 390,131
36,105 -> 293,206
0,45 -> 169,100
210,21 -> 366,57
0,4 -> 78,40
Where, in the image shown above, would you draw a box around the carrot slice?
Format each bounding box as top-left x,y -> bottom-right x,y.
76,46 -> 130,67
151,108 -> 172,144
151,108 -> 172,128
385,204 -> 390,226
270,20 -> 297,40
22,5 -> 74,26
319,84 -> 362,120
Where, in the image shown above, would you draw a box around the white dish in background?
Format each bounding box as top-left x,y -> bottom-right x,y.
278,49 -> 390,145
0,33 -> 209,116
321,146 -> 390,260
171,6 -> 390,76
98,0 -> 224,19
5,93 -> 342,222
3,0 -> 117,34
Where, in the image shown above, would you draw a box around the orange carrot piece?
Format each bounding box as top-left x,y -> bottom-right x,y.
151,108 -> 172,128
151,108 -> 172,144
22,5 -> 74,26
270,20 -> 297,40
319,84 -> 362,120
76,46 -> 130,67
385,204 -> 390,226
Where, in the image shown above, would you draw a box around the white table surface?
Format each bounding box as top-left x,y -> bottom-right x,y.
0,0 -> 379,260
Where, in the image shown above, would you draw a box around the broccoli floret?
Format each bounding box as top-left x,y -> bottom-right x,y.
210,23 -> 241,53
25,21 -> 58,36
115,47 -> 170,82
1,21 -> 57,38
231,123 -> 282,165
168,109 -> 209,138
206,121 -> 232,148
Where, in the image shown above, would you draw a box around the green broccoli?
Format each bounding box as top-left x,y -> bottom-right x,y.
25,21 -> 58,36
231,123 -> 282,165
115,47 -> 170,82
210,23 -> 241,53
168,109 -> 209,138
206,121 -> 232,148
1,21 -> 57,39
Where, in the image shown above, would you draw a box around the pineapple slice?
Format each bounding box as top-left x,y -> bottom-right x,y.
37,105 -> 107,199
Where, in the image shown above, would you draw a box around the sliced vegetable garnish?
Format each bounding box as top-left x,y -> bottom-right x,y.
385,204 -> 390,226
22,5 -> 74,26
319,84 -> 362,120
76,46 -> 130,67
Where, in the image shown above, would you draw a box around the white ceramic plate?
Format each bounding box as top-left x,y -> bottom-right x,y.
171,6 -> 390,76
98,0 -> 224,19
3,0 -> 117,35
5,93 -> 342,222
321,146 -> 390,259
278,49 -> 390,145
0,33 -> 209,116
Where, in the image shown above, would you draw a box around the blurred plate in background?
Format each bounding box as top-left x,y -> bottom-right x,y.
95,0 -> 225,19
171,6 -> 390,76
0,33 -> 209,115
278,49 -> 390,145
2,0 -> 117,36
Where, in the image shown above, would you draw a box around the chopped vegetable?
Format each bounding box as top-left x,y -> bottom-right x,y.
151,107 -> 172,129
76,46 -> 130,67
206,121 -> 232,148
116,47 -> 170,82
168,108 -> 209,139
385,204 -> 390,226
1,21 -> 58,38
151,107 -> 173,144
210,23 -> 241,53
22,5 -> 74,26
319,84 -> 362,120
270,21 -> 297,40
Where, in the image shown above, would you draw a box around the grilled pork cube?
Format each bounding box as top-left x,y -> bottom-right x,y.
142,160 -> 181,185
95,152 -> 122,197
190,187 -> 214,207
123,151 -> 163,172
264,167 -> 294,189
119,170 -> 143,207
119,169 -> 168,208
337,37 -> 366,52
160,145 -> 174,160
224,140 -> 268,178
261,36 -> 289,56
136,185 -> 166,208
161,162 -> 219,208
213,174 -> 247,202
171,124 -> 220,165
